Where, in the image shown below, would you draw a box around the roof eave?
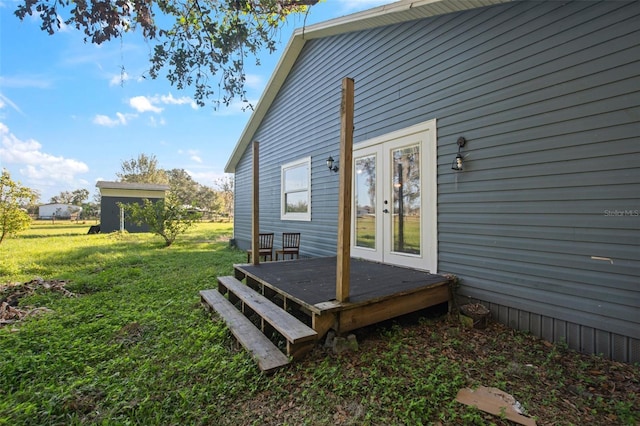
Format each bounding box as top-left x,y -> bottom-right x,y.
224,0 -> 511,173
95,180 -> 170,191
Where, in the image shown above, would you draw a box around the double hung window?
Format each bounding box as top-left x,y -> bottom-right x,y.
281,157 -> 311,221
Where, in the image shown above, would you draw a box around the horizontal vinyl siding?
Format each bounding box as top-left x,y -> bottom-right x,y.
232,0 -> 640,361
232,150 -> 252,248
233,39 -> 344,256
434,1 -> 640,349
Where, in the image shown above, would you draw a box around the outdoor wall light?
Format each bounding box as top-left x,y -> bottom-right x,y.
326,156 -> 339,172
451,137 -> 466,171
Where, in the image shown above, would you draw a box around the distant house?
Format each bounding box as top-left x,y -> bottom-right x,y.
96,181 -> 169,233
38,203 -> 82,220
225,0 -> 640,362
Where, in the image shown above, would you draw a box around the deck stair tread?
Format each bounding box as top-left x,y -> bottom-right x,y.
200,289 -> 290,373
217,276 -> 317,344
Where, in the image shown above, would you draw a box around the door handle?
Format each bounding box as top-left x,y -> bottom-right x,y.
383,209 -> 389,214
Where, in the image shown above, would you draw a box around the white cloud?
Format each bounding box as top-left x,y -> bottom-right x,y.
178,149 -> 203,164
129,95 -> 163,113
243,73 -> 264,91
109,71 -> 130,86
56,14 -> 70,32
0,93 -> 24,116
160,93 -> 198,109
0,75 -> 52,89
115,112 -> 134,124
92,115 -> 115,126
185,169 -> 226,186
147,116 -> 166,127
211,97 -> 258,117
0,122 -> 89,188
128,93 -> 198,114
94,92 -> 198,127
93,112 -> 136,126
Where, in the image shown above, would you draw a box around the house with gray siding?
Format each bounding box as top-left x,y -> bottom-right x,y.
224,0 -> 639,362
96,181 -> 169,233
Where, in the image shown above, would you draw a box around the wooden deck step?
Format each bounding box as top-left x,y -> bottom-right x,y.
217,276 -> 318,358
200,289 -> 290,373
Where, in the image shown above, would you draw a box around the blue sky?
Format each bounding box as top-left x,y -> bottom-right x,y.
0,0 -> 390,203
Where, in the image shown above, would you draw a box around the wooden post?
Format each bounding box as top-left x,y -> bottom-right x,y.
252,141 -> 260,265
336,78 -> 354,302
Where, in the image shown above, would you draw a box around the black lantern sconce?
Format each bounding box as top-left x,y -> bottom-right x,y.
326,156 -> 339,172
451,137 -> 466,171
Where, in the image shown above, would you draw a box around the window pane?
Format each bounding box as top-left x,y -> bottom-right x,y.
284,164 -> 308,192
281,157 -> 311,221
355,154 -> 376,249
392,145 -> 420,254
285,192 -> 308,213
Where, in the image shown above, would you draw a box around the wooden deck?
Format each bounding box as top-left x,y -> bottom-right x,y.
233,257 -> 451,338
201,257 -> 451,372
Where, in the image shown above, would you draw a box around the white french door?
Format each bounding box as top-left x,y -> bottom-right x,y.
351,120 -> 437,272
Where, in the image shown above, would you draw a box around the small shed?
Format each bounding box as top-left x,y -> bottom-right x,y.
96,181 -> 169,233
38,203 -> 82,220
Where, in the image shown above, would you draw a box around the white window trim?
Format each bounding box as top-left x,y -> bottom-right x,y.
281,156 -> 311,221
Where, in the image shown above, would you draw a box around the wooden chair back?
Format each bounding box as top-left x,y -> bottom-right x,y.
259,233 -> 274,250
276,232 -> 300,260
247,232 -> 274,262
282,232 -> 300,250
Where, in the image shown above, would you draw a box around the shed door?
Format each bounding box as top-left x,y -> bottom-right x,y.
351,120 -> 437,272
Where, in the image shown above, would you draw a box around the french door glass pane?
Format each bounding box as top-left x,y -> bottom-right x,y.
392,145 -> 420,254
355,154 -> 376,248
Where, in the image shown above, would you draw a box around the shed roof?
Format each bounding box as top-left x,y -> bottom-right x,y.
38,203 -> 76,208
96,181 -> 170,191
224,0 -> 509,172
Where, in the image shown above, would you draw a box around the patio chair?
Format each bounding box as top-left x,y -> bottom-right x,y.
276,232 -> 300,260
247,233 -> 274,262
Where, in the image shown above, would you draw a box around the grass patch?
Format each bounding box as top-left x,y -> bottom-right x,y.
1,221 -> 638,425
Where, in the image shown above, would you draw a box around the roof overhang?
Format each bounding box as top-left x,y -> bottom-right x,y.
96,181 -> 170,199
224,0 -> 510,173
96,181 -> 170,191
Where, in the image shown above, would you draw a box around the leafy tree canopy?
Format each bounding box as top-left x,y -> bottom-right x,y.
119,194 -> 200,246
166,168 -> 220,212
50,189 -> 90,205
118,155 -> 224,214
117,153 -> 169,184
14,0 -> 318,107
215,175 -> 233,216
166,168 -> 199,204
0,169 -> 39,244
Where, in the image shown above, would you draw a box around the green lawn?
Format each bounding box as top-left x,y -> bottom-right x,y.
355,215 -> 420,254
1,221 -> 255,425
1,222 -> 637,425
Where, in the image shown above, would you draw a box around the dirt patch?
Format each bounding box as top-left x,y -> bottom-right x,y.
0,278 -> 75,326
113,322 -> 149,347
